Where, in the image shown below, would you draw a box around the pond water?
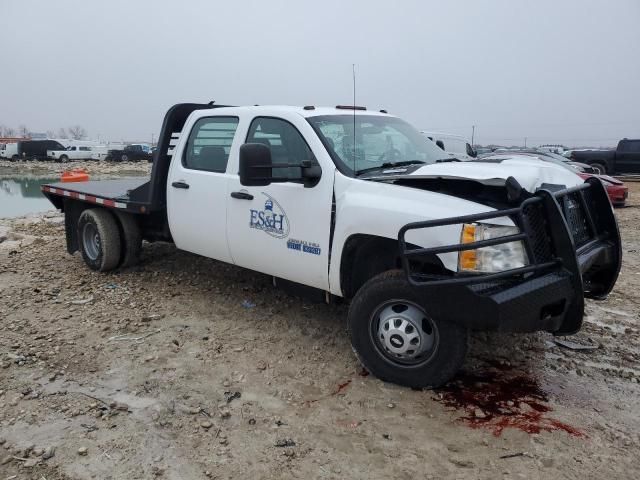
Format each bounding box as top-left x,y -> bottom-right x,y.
0,176 -> 58,218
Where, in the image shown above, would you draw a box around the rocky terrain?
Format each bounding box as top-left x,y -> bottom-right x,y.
0,178 -> 639,479
0,159 -> 151,178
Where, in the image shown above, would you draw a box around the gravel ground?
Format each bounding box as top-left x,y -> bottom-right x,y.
0,174 -> 638,479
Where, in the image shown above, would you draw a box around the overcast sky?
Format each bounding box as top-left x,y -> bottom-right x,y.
2,0 -> 639,147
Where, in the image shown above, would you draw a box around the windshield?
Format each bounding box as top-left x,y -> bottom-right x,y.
307,115 -> 449,175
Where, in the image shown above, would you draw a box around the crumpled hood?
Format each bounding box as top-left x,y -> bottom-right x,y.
379,156 -> 584,192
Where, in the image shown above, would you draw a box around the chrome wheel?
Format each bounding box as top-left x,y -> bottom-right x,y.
371,300 -> 438,366
82,222 -> 101,261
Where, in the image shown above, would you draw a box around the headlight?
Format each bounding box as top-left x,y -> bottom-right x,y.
458,223 -> 529,273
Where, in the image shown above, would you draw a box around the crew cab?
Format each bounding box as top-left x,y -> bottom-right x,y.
47,145 -> 94,162
104,144 -> 153,162
42,103 -> 621,388
569,139 -> 640,174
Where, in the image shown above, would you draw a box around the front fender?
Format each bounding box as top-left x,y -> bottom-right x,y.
328,173 -> 503,295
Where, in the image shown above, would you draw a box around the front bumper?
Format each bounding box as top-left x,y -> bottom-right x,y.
398,178 -> 621,335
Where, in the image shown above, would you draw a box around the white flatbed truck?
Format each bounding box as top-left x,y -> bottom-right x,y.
42,102 -> 621,388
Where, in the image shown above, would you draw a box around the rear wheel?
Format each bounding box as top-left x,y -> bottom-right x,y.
348,270 -> 468,388
121,154 -> 129,162
591,162 -> 607,174
59,154 -> 69,163
78,209 -> 121,272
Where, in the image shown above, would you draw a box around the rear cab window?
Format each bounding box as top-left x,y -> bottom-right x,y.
619,140 -> 640,153
184,117 -> 239,172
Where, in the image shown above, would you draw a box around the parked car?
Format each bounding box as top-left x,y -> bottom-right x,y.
482,148 -> 595,173
104,144 -> 153,162
568,139 -> 640,174
41,102 -> 621,388
421,132 -> 477,160
538,144 -> 567,155
47,145 -> 94,162
7,140 -> 66,161
475,151 -> 628,206
579,173 -> 628,207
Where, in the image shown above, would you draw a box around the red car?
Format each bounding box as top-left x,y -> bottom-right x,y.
578,173 -> 628,207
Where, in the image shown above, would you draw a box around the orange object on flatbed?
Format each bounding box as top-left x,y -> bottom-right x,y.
61,169 -> 90,183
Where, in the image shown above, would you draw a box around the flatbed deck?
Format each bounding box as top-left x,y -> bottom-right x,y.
42,177 -> 152,213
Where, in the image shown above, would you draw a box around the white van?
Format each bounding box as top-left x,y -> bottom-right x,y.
421,132 -> 476,161
1,143 -> 19,160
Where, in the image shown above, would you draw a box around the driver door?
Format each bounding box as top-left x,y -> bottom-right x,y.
226,115 -> 334,290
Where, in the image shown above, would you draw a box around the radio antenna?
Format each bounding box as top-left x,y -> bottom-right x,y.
352,63 -> 356,173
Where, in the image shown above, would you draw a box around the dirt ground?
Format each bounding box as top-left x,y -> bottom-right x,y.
0,171 -> 638,479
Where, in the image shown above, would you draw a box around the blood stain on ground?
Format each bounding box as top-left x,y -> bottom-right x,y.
434,364 -> 586,438
333,379 -> 352,395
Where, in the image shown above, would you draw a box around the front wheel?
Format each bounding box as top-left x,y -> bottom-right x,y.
59,155 -> 69,163
348,270 -> 468,388
591,162 -> 607,174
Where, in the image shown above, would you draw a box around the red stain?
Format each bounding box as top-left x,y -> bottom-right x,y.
333,379 -> 352,395
435,368 -> 586,438
303,378 -> 353,407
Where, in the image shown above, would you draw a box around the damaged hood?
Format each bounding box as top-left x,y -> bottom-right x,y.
374,156 -> 583,192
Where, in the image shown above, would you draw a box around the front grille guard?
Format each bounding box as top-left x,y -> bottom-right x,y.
398,179 -> 615,288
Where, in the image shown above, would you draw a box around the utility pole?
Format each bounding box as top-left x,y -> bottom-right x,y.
524,137 -> 527,148
471,125 -> 476,146
151,133 -> 155,146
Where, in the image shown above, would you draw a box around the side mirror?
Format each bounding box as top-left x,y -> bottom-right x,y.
436,140 -> 445,151
239,143 -> 272,186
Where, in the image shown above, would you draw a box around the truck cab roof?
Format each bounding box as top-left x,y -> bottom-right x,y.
193,105 -> 392,119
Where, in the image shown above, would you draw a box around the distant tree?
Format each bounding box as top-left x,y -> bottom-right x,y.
4,126 -> 16,137
57,128 -> 68,139
68,125 -> 87,140
18,124 -> 29,138
46,130 -> 56,139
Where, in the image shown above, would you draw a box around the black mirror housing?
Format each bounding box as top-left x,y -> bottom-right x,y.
239,143 -> 273,186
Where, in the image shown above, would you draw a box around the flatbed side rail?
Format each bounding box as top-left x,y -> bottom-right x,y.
41,185 -> 131,210
398,180 -> 618,289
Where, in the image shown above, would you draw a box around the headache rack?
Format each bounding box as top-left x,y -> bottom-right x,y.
398,177 -> 621,297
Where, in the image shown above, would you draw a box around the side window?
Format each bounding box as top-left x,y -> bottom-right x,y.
626,140 -> 640,153
184,117 -> 239,172
246,117 -> 315,180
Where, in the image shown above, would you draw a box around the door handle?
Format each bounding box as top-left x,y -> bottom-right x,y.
171,181 -> 189,189
230,191 -> 254,200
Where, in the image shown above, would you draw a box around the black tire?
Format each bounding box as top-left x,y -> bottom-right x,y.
114,211 -> 142,267
11,155 -> 19,162
77,209 -> 122,272
348,270 -> 468,388
591,162 -> 607,174
59,154 -> 69,163
121,154 -> 129,162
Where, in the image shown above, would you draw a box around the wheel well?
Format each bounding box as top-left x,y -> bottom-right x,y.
340,234 -> 446,299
